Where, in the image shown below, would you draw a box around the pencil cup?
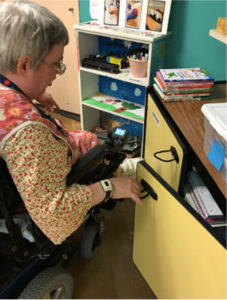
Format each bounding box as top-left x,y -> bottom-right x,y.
128,58 -> 148,78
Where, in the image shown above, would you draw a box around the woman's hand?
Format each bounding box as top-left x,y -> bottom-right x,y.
110,177 -> 143,205
89,176 -> 143,207
36,92 -> 60,112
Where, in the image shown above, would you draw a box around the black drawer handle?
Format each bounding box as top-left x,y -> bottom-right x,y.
140,179 -> 158,200
154,146 -> 179,163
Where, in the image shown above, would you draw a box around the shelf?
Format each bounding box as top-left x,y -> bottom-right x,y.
82,93 -> 144,124
209,29 -> 227,44
75,21 -> 167,137
74,22 -> 167,44
79,66 -> 149,86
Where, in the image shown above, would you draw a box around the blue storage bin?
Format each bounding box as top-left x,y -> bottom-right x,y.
99,76 -> 146,106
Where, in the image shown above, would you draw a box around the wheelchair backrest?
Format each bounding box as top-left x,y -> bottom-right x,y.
0,157 -> 55,261
0,157 -> 23,217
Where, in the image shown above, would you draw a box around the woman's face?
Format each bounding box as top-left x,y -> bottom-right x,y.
25,43 -> 65,100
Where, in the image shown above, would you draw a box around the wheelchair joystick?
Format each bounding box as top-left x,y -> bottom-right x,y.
106,130 -> 114,151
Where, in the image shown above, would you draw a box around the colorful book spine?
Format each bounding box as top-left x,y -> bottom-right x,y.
184,182 -> 226,227
156,72 -> 214,89
187,172 -> 224,220
153,83 -> 211,102
154,77 -> 213,94
159,67 -> 215,82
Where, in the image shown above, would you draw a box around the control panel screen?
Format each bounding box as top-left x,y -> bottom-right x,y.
114,128 -> 126,136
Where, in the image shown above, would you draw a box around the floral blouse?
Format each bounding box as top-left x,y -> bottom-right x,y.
0,85 -> 101,244
1,123 -> 93,244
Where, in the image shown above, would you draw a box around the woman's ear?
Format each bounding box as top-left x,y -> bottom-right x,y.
17,56 -> 31,75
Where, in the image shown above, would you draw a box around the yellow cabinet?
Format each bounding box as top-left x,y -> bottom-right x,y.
133,162 -> 227,299
133,87 -> 227,299
144,92 -> 188,192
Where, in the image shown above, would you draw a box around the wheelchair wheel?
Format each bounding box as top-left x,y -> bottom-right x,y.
80,221 -> 101,260
18,266 -> 74,299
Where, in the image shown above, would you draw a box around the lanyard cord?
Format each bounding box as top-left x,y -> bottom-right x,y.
0,74 -> 68,137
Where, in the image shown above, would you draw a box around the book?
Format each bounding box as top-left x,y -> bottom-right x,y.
183,183 -> 200,212
186,171 -> 224,221
183,172 -> 226,228
208,220 -> 227,228
153,83 -> 211,102
154,75 -> 214,93
154,78 -> 213,95
159,67 -> 215,82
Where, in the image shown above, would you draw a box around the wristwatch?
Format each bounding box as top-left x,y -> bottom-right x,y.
100,179 -> 113,202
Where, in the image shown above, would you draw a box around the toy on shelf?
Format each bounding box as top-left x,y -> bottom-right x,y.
106,56 -> 129,69
82,54 -> 120,74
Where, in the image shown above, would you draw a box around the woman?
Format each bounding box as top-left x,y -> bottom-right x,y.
0,0 -> 142,245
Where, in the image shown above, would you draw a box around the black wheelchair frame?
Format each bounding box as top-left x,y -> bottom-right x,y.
0,127 -> 129,298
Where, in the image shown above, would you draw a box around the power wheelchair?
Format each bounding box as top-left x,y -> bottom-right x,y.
0,127 -> 129,299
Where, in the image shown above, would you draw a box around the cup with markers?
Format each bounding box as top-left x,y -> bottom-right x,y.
127,48 -> 148,78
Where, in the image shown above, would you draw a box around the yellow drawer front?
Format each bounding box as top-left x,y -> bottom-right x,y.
144,93 -> 186,192
133,162 -> 227,299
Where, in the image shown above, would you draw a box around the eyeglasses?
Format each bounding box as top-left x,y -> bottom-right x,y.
39,59 -> 66,75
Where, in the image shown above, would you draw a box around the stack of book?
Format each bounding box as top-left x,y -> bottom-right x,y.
183,171 -> 226,228
153,67 -> 215,102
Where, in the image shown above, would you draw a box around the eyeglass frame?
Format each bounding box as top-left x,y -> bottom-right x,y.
38,58 -> 66,75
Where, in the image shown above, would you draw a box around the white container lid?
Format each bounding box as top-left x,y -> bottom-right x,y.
201,102 -> 227,142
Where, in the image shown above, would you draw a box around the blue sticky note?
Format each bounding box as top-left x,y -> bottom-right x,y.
207,139 -> 225,171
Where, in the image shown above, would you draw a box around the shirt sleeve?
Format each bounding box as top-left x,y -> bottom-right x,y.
2,123 -> 93,244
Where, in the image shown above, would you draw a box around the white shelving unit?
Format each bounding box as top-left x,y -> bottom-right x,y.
74,22 -> 168,134
209,29 -> 227,44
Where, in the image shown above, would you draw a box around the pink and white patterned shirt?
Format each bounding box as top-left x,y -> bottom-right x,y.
0,85 -> 98,244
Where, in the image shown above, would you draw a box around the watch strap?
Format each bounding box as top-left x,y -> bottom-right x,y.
100,179 -> 112,202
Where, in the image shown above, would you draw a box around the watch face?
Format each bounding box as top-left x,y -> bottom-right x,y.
101,180 -> 112,192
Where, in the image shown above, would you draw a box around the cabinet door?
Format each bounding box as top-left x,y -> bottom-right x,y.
34,0 -> 80,114
144,91 -> 188,192
133,161 -> 227,299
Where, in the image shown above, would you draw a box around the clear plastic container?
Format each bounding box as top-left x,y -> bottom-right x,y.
201,102 -> 227,182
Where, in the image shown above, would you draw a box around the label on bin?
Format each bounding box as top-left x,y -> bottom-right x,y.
207,139 -> 225,171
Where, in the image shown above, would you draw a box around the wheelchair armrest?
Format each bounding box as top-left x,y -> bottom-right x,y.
66,143 -> 106,186
67,127 -> 129,186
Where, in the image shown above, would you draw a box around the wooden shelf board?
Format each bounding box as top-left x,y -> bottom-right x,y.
82,93 -> 144,124
79,67 -> 148,86
209,29 -> 227,44
74,22 -> 167,43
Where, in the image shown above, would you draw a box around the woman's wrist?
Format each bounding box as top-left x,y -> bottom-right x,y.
89,182 -> 106,207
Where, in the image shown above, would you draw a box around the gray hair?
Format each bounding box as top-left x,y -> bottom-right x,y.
0,0 -> 69,72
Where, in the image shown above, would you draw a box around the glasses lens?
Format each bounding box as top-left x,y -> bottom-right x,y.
58,63 -> 66,75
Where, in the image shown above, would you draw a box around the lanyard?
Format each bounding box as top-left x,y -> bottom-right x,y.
0,73 -> 68,137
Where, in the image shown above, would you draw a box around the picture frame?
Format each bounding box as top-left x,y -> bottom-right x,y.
97,0 -> 172,34
141,0 -> 172,34
103,0 -> 120,26
125,0 -> 144,30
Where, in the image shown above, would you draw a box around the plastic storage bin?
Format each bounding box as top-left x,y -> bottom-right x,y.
201,102 -> 227,182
